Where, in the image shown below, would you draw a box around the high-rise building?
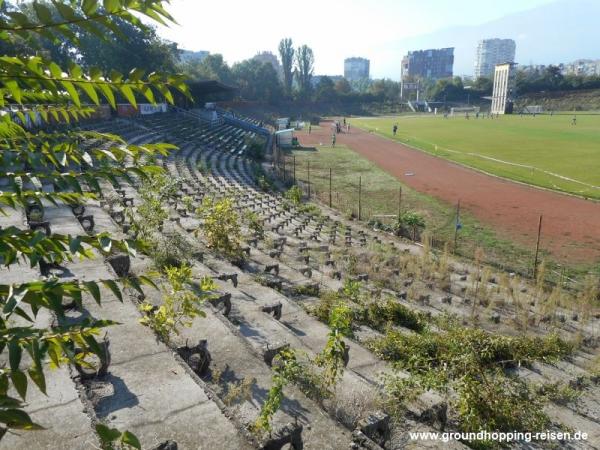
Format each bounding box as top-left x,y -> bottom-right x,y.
344,57 -> 370,81
474,39 -> 516,79
491,62 -> 517,114
401,48 -> 454,80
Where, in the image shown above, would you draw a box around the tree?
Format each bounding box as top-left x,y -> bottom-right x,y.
335,78 -> 352,95
183,53 -> 233,84
0,0 -> 188,441
368,78 -> 400,102
426,77 -> 466,102
255,61 -> 283,102
514,65 -> 600,94
0,1 -> 73,67
295,44 -> 314,98
278,38 -> 294,97
544,65 -> 564,90
315,76 -> 336,102
472,76 -> 493,96
231,59 -> 282,102
5,1 -> 180,75
77,16 -> 180,74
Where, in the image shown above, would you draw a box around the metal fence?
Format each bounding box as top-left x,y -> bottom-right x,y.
271,151 -> 596,291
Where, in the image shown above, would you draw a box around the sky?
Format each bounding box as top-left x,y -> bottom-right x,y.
154,0 -> 560,79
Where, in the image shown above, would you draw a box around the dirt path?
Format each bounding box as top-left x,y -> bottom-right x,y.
297,121 -> 600,264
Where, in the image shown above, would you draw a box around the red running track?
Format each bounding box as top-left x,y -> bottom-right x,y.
297,121 -> 600,264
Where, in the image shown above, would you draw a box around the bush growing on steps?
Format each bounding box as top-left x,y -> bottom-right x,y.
254,303 -> 352,433
297,203 -> 321,217
196,160 -> 211,175
252,349 -> 303,434
148,232 -> 193,270
357,298 -> 428,333
315,302 -> 353,388
395,211 -> 426,240
310,286 -> 427,333
368,320 -> 575,447
245,135 -> 266,161
139,265 -> 215,344
128,173 -> 183,240
196,197 -> 246,263
284,185 -> 302,205
252,163 -> 274,192
244,210 -> 264,239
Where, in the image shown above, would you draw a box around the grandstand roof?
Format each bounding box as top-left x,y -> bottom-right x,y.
188,79 -> 237,94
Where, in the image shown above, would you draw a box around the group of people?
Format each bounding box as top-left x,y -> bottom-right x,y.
331,117 -> 350,147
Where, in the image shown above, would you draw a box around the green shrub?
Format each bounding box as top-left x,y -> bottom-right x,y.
315,302 -> 353,387
298,203 -> 321,217
245,136 -> 266,161
139,265 -> 213,344
284,185 -> 302,205
293,284 -> 320,297
359,298 -> 427,333
196,197 -> 245,262
395,211 -> 426,240
245,210 -> 264,239
257,175 -> 272,192
196,160 -> 210,175
369,324 -> 574,444
149,233 -> 193,270
130,173 -> 182,239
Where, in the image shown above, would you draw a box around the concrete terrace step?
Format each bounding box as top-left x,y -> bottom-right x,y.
79,286 -> 252,450
1,309 -> 98,450
131,257 -> 352,449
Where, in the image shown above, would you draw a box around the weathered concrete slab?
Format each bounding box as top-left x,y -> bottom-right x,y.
1,310 -> 97,450
81,286 -> 252,449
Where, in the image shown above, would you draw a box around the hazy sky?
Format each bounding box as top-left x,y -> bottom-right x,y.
154,0 -> 558,79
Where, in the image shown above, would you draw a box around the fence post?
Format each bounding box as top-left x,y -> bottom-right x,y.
293,156 -> 296,185
397,186 -> 402,221
358,176 -> 362,221
454,199 -> 461,252
533,214 -> 543,279
307,160 -> 311,200
282,154 -> 286,181
329,168 -> 332,208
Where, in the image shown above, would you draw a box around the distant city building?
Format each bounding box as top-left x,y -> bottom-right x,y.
401,48 -> 454,80
180,50 -> 209,63
474,39 -> 516,79
344,57 -> 370,82
252,51 -> 283,78
520,59 -> 600,77
563,59 -> 600,76
519,64 -> 549,74
491,62 -> 517,114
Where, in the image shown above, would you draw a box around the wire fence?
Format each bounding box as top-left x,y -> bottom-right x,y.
271,150 -> 597,292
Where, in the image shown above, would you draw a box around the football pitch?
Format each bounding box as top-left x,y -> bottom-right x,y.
351,113 -> 600,200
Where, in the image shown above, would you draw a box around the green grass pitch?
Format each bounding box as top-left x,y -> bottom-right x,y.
352,114 -> 600,200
